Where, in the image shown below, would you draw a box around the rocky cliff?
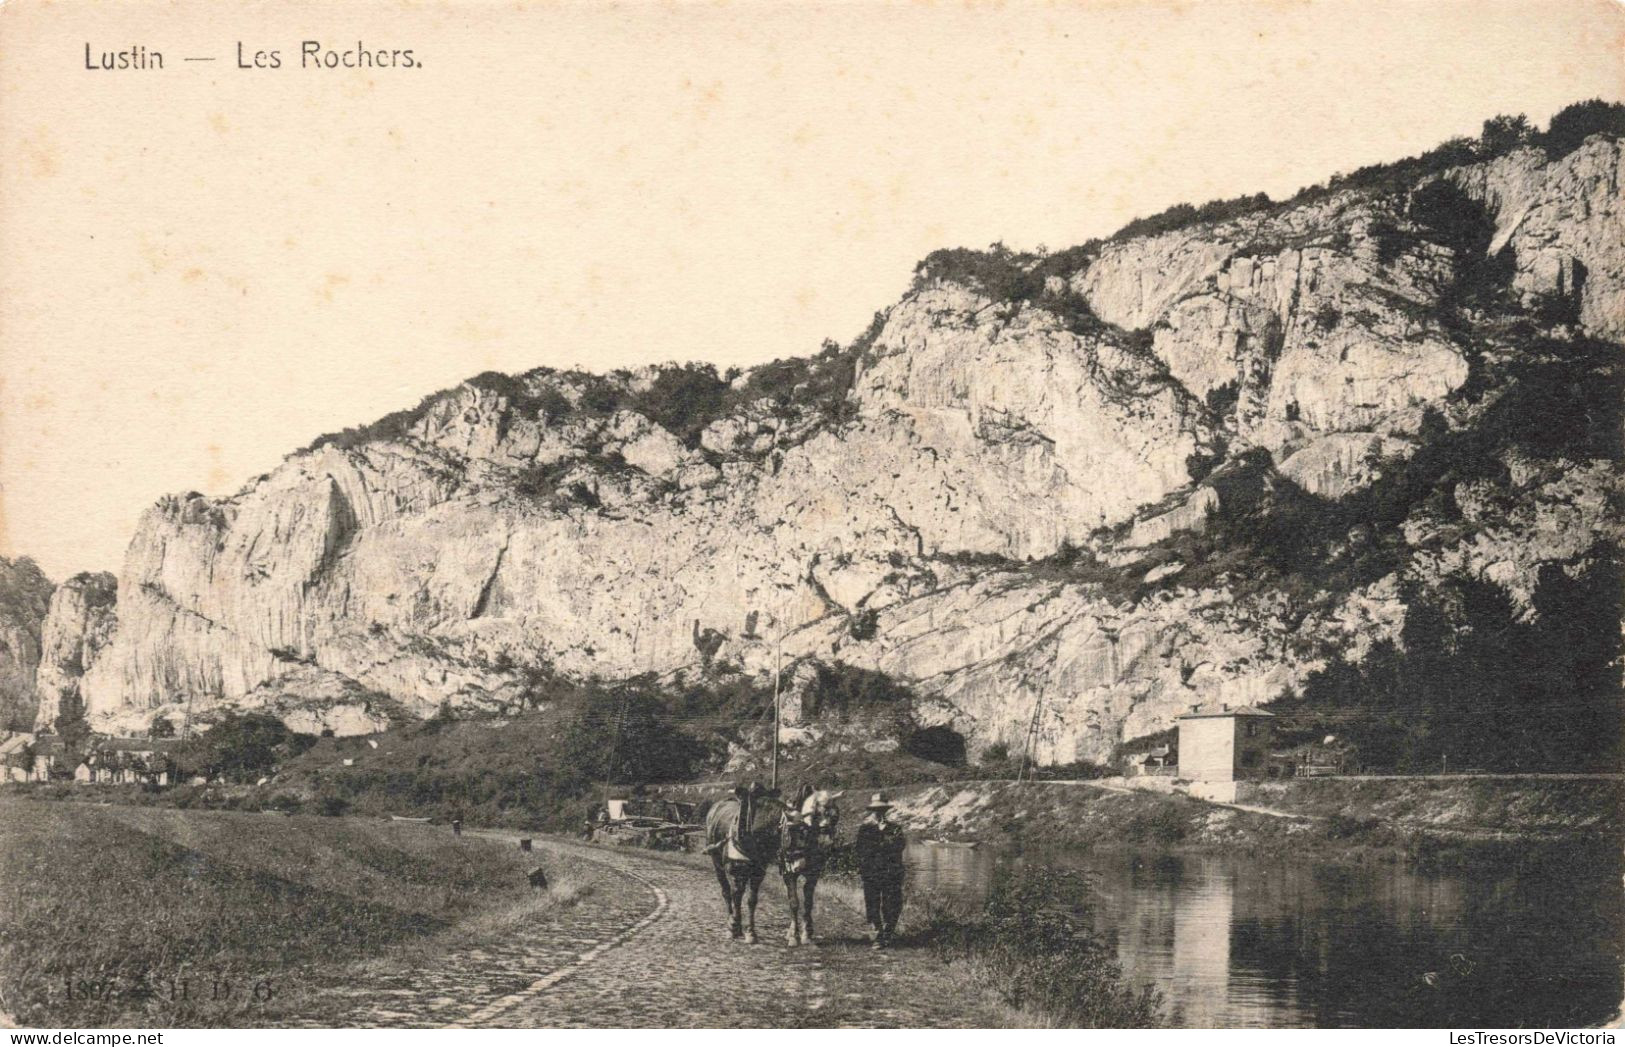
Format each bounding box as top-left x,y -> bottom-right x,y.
41,126 -> 1625,769
33,572 -> 117,731
0,557 -> 53,730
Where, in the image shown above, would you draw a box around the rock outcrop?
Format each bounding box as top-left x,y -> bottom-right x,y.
0,557 -> 54,730
33,572 -> 117,731
41,132 -> 1624,766
1451,137 -> 1625,338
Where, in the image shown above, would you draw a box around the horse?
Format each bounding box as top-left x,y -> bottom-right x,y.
703,782 -> 784,943
779,787 -> 843,946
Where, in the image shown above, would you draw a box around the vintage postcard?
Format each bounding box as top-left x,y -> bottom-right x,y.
1,0 -> 1621,1033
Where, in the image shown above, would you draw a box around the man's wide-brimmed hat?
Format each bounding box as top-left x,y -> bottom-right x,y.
866,792 -> 893,810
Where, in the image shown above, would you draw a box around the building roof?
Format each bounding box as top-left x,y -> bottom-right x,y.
96,737 -> 179,753
0,733 -> 34,757
1136,745 -> 1172,760
27,734 -> 177,758
1176,704 -> 1275,720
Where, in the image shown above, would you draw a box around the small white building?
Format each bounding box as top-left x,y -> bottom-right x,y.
1176,704 -> 1275,800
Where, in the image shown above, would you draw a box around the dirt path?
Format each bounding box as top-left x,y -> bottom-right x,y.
294,835 -> 1008,1028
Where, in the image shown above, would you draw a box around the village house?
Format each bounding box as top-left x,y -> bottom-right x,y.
14,733 -> 177,786
83,737 -> 178,785
29,735 -> 68,782
0,733 -> 34,782
1176,703 -> 1274,802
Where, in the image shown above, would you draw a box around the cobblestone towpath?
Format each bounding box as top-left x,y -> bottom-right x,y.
294,833 -> 1009,1028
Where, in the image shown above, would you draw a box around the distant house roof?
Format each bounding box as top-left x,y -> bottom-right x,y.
1136,745 -> 1172,760
1176,704 -> 1275,720
27,735 -> 177,759
97,737 -> 179,753
0,733 -> 34,757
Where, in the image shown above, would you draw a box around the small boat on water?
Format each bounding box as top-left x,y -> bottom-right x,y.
926,837 -> 979,849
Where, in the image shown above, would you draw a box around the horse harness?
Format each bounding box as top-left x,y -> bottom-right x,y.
779,808 -> 836,875
718,786 -> 771,865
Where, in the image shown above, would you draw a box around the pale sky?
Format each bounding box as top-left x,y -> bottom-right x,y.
2,0 -> 1621,581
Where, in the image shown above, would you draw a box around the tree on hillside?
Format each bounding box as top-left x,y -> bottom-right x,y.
1291,557 -> 1623,775
553,682 -> 711,792
1478,113 -> 1533,155
1542,99 -> 1625,158
178,712 -> 316,782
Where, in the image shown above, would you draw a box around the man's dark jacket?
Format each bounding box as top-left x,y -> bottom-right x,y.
855,817 -> 905,883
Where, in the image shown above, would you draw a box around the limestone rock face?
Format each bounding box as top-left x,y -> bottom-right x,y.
1079,180 -> 1472,456
760,572 -> 1392,766
33,572 -> 116,730
0,557 -> 54,730
48,134 -> 1624,763
1450,139 -> 1625,339
1277,434 -> 1414,501
855,284 -> 1209,554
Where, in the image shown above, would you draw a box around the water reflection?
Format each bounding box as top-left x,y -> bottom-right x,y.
904,842 -> 1622,1028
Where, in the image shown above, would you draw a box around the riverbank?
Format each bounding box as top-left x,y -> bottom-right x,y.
9,762 -> 1617,869
882,775 -> 1622,865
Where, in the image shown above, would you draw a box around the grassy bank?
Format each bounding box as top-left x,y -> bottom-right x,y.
807,870 -> 1161,1027
905,870 -> 1163,1028
1246,776 -> 1623,835
0,798 -> 583,1027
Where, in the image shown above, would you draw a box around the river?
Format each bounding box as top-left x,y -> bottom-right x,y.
904,841 -> 1622,1028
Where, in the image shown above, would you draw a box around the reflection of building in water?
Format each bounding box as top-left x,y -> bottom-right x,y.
1095,855 -> 1303,1028
1169,862 -> 1234,1027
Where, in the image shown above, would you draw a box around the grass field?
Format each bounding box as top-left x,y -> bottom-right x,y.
0,798 -> 583,1027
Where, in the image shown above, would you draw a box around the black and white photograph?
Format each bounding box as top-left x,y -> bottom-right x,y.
0,0 -> 1621,1033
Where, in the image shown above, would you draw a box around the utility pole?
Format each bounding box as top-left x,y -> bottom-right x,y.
603,692 -> 627,806
766,580 -> 796,792
1017,691 -> 1044,783
771,592 -> 784,792
603,598 -> 645,808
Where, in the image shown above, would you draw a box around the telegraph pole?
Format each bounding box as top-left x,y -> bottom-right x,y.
771,598 -> 783,791
604,693 -> 627,806
1017,691 -> 1044,783
603,599 -> 645,807
769,584 -> 792,791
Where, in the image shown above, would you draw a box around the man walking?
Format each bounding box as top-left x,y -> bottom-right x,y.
855,791 -> 906,948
